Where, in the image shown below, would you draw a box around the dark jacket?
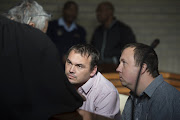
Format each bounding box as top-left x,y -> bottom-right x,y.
47,20 -> 86,58
0,15 -> 83,120
91,20 -> 136,62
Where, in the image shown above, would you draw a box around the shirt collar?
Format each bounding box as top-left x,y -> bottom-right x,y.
79,74 -> 97,95
109,19 -> 117,29
58,17 -> 77,32
143,74 -> 164,97
130,75 -> 164,98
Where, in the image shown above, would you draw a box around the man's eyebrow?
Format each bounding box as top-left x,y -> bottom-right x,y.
121,58 -> 128,63
66,58 -> 71,62
76,63 -> 86,68
76,63 -> 84,66
120,58 -> 125,61
66,59 -> 85,67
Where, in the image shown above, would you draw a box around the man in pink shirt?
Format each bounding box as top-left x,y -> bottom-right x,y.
65,44 -> 121,120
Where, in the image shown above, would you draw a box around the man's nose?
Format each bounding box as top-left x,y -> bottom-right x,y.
69,65 -> 75,73
116,64 -> 122,72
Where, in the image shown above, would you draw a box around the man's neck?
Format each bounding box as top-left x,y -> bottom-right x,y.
135,74 -> 154,96
65,21 -> 73,28
103,17 -> 115,28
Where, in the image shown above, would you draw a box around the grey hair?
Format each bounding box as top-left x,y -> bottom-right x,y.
7,0 -> 51,31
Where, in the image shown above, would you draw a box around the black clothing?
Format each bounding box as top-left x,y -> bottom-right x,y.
91,20 -> 136,64
0,15 -> 83,120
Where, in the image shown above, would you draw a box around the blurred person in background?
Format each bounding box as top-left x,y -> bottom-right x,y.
47,1 -> 86,68
91,1 -> 136,72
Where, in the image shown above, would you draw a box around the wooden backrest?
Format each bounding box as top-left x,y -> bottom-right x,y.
102,72 -> 180,95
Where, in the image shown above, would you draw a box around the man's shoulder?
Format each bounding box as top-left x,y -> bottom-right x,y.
48,19 -> 59,29
95,72 -> 118,92
149,81 -> 180,116
153,80 -> 180,101
4,16 -> 49,42
75,24 -> 86,32
113,20 -> 132,30
162,81 -> 180,95
49,19 -> 58,24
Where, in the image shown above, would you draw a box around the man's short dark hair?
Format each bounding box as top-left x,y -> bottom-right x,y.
67,44 -> 100,71
63,1 -> 78,10
97,1 -> 115,13
122,43 -> 159,78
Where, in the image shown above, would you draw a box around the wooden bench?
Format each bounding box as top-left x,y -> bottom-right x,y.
102,72 -> 180,95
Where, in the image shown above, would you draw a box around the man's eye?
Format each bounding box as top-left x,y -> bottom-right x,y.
77,65 -> 82,68
121,60 -> 126,66
76,64 -> 84,69
66,60 -> 71,65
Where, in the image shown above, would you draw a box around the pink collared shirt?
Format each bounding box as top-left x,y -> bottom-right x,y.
78,72 -> 121,120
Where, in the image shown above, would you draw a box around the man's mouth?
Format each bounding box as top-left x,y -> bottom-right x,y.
67,74 -> 76,79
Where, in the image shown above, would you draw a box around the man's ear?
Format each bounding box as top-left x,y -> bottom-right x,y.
141,63 -> 147,74
28,22 -> 35,28
90,65 -> 97,77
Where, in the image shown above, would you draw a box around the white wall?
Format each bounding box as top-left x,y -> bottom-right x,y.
1,0 -> 180,74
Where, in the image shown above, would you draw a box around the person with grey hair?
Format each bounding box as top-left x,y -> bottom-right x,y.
7,0 -> 51,33
0,1 -> 84,120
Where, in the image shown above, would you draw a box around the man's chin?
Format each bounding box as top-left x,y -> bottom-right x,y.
121,81 -> 127,87
68,79 -> 75,84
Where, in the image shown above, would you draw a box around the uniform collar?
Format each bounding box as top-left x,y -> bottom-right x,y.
58,17 -> 77,32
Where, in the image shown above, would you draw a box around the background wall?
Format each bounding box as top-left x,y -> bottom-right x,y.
1,0 -> 180,74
